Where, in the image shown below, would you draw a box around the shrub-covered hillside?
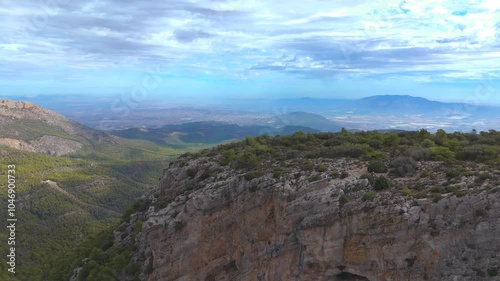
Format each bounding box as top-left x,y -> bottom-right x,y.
157,129 -> 499,205
0,138 -> 190,281
190,129 -> 500,182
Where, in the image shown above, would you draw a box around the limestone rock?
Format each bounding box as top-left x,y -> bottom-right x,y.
115,156 -> 500,281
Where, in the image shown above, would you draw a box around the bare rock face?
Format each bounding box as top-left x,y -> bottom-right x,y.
33,136 -> 84,155
0,138 -> 36,152
0,100 -> 36,109
121,157 -> 500,281
0,136 -> 84,155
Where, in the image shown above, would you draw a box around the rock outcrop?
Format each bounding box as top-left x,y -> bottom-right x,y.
114,156 -> 500,281
0,136 -> 84,156
0,100 -> 36,109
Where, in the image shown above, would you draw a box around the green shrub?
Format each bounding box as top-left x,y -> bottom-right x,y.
420,170 -> 430,178
316,164 -> 328,172
362,191 -> 377,202
219,149 -> 236,165
174,221 -> 186,231
302,160 -> 314,171
487,267 -> 498,277
401,187 -> 412,196
321,143 -> 373,159
456,144 -> 498,161
413,181 -> 426,191
186,168 -> 198,178
155,195 -> 173,211
308,174 -> 323,182
199,170 -> 212,181
235,151 -> 261,170
445,170 -> 460,179
362,151 -> 384,160
430,186 -> 444,194
415,191 -> 427,199
383,133 -> 400,146
330,170 -> 339,179
367,160 -> 388,173
444,186 -> 458,193
367,139 -> 382,149
121,208 -> 135,222
478,172 -> 492,181
429,146 -> 454,160
359,173 -> 375,185
339,194 -> 349,207
340,171 -> 349,179
463,170 -> 475,177
390,156 -> 418,177
475,209 -> 486,217
431,193 -> 442,202
374,176 -> 391,191
134,221 -> 143,233
244,169 -> 263,181
420,139 -> 435,148
272,168 -> 282,179
408,147 -> 432,161
286,151 -> 299,159
453,190 -> 466,197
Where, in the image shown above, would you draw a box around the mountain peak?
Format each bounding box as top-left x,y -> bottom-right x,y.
360,95 -> 431,102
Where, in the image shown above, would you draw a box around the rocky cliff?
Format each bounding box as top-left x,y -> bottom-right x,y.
0,99 -> 113,155
108,156 -> 499,280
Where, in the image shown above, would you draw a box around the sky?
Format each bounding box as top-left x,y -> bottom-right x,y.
0,0 -> 499,104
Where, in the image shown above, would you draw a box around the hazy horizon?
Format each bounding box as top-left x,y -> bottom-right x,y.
4,93 -> 500,107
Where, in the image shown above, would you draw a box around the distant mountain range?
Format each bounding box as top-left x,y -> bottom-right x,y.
235,95 -> 499,131
345,95 -> 490,117
243,95 -> 499,117
7,94 -> 500,132
267,112 -> 342,132
111,121 -> 320,146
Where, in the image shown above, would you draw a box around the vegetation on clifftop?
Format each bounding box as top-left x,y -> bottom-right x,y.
184,129 -> 500,184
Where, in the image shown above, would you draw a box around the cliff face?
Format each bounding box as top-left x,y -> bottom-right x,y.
119,155 -> 500,281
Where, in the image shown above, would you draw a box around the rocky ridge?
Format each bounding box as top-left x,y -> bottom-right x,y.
109,153 -> 500,281
0,99 -> 113,155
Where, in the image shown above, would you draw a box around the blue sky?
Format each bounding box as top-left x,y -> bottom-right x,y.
0,0 -> 499,104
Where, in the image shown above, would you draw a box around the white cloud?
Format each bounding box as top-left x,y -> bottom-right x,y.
0,0 -> 498,84
0,43 -> 24,51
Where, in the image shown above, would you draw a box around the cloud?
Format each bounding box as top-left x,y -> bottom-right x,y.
0,0 -> 499,99
173,29 -> 215,43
